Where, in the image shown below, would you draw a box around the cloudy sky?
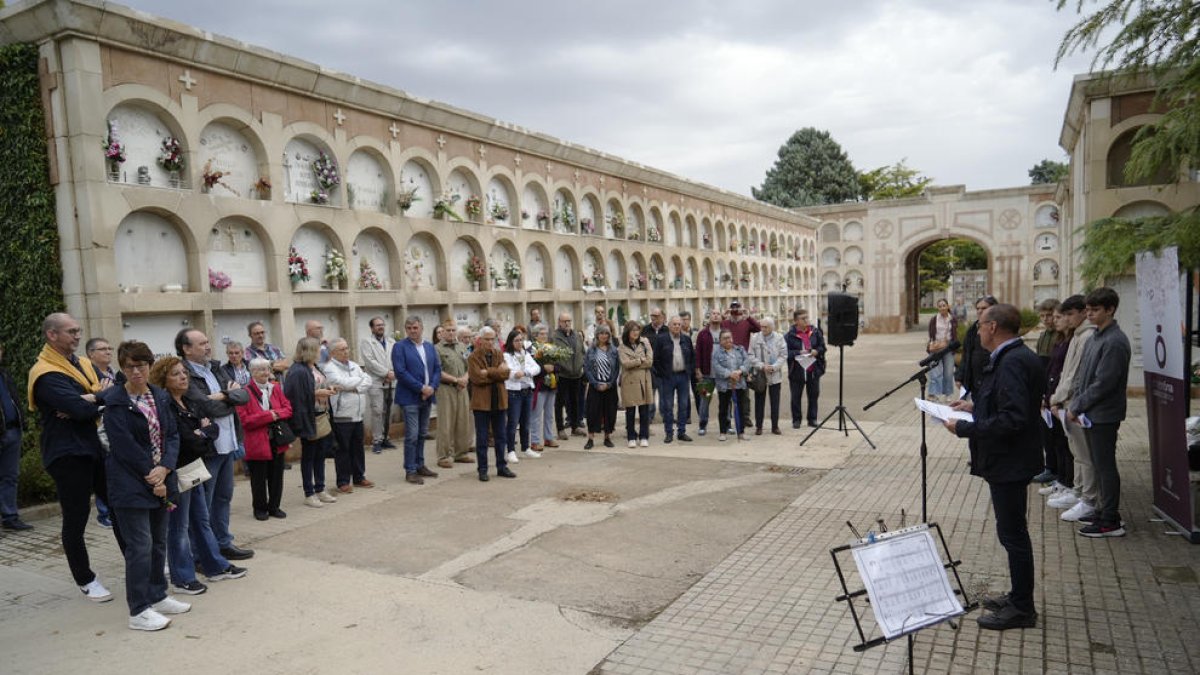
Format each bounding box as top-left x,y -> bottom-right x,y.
122,0 -> 1097,197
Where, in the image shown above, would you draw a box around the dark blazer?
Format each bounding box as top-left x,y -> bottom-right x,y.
784,325 -> 827,379
952,340 -> 1045,484
957,322 -> 989,396
283,361 -> 318,440
392,339 -> 440,407
33,371 -> 104,469
99,384 -> 180,509
651,332 -> 695,380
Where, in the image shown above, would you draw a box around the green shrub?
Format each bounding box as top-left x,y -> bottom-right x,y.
18,430 -> 54,506
1019,308 -> 1040,331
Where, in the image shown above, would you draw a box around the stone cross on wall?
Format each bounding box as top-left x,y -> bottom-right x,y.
178,70 -> 197,91
573,169 -> 581,182
546,162 -> 553,176
333,109 -> 346,125
388,122 -> 400,139
478,144 -> 487,159
436,135 -> 447,149
513,154 -> 522,167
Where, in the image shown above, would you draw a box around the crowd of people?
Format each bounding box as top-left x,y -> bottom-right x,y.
0,301 -> 827,631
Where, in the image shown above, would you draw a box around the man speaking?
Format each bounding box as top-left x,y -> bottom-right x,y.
943,303 -> 1044,631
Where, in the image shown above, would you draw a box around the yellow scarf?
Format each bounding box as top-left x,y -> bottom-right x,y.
27,343 -> 100,411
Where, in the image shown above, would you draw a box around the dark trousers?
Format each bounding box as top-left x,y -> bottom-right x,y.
626,404 -> 650,441
0,426 -> 21,521
754,382 -> 782,431
300,437 -> 328,497
789,373 -> 820,425
112,505 -> 168,616
247,451 -> 285,514
555,377 -> 582,431
1047,417 -> 1073,487
474,410 -> 508,474
586,386 -> 618,435
46,455 -> 125,586
332,420 -> 366,486
1042,415 -> 1059,475
987,480 -> 1035,614
718,389 -> 749,434
1086,422 -> 1122,525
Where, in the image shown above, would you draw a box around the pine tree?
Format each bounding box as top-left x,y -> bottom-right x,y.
752,128 -> 860,207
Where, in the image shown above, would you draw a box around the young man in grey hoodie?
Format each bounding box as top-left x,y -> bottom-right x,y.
1048,295 -> 1096,522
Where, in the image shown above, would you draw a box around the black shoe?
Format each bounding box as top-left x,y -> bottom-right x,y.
792,422 -> 802,430
584,439 -> 594,449
173,580 -> 207,595
284,462 -> 293,470
979,592 -> 1010,612
424,433 -> 435,441
976,604 -> 1036,630
677,432 -> 693,442
603,437 -> 614,448
207,564 -> 248,581
497,467 -> 517,478
771,428 -> 782,435
478,472 -> 490,482
405,473 -> 424,485
381,439 -> 397,449
2,518 -> 33,531
269,509 -> 287,519
807,421 -> 819,428
220,545 -> 254,560
253,510 -> 269,521
371,443 -> 383,455
664,434 -> 674,444
755,427 -> 763,436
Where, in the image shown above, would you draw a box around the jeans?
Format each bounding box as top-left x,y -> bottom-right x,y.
660,371 -> 691,435
531,389 -> 556,447
505,389 -> 532,454
46,455 -> 124,585
987,480 -> 1035,614
927,351 -> 955,397
112,505 -> 168,615
694,377 -> 714,430
402,401 -> 431,474
1086,423 -> 1122,525
300,437 -> 329,496
555,377 -> 582,431
0,426 -> 20,521
172,481 -> 230,583
754,382 -> 782,431
202,452 -> 235,548
332,420 -> 366,486
626,404 -> 650,441
474,410 -> 507,474
789,372 -> 821,425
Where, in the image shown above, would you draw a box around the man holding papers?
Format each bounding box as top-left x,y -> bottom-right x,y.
942,303 -> 1045,631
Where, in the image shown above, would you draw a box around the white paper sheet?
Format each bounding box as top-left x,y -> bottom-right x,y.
795,354 -> 816,370
914,398 -> 973,423
1041,409 -> 1053,428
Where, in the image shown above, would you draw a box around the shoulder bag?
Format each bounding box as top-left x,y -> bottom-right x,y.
175,458 -> 212,493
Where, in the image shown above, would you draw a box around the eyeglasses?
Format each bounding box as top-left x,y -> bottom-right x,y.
59,328 -> 82,335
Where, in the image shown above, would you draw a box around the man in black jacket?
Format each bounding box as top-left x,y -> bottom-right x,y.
956,294 -> 997,399
945,303 -> 1044,630
175,329 -> 253,561
653,316 -> 695,443
0,342 -> 30,531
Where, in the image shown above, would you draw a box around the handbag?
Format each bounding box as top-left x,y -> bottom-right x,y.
749,367 -> 769,393
174,458 -> 212,493
314,410 -> 333,439
269,419 -> 296,447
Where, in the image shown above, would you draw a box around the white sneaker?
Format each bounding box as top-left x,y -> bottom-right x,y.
80,579 -> 112,603
1061,500 -> 1095,522
522,448 -> 542,458
1048,491 -> 1079,509
318,490 -> 337,503
128,608 -> 170,631
639,439 -> 649,447
304,494 -> 324,508
505,450 -> 519,464
1037,481 -> 1062,496
628,440 -> 637,448
718,434 -> 727,442
150,596 -> 191,615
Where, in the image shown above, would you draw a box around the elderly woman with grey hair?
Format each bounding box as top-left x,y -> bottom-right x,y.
748,317 -> 787,435
321,338 -> 374,493
236,358 -> 292,520
582,324 -> 621,449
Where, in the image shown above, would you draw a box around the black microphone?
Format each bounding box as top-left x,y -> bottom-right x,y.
919,339 -> 961,367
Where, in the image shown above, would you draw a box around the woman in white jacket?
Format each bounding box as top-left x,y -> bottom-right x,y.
320,339 -> 374,493
749,318 -> 788,435
502,328 -> 541,464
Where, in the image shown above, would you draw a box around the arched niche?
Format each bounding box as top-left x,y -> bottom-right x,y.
449,238 -> 482,292
289,223 -> 340,291
489,241 -> 520,290
701,260 -> 714,290
845,270 -> 865,292
114,211 -> 190,292
345,149 -> 391,213
404,233 -> 441,291
821,247 -> 842,267
686,258 -> 698,290
352,230 -> 393,290
523,244 -> 550,290
646,207 -> 662,244
553,188 -> 577,234
583,248 -> 605,287
716,259 -> 729,288
669,257 -> 684,289
522,182 -> 550,230
821,271 -> 841,292
700,218 -> 713,250
1107,127 -> 1175,187
1034,204 -> 1060,228
605,250 -> 626,290
106,103 -> 187,188
1113,200 -> 1170,219
283,136 -> 339,205
605,198 -> 624,239
665,213 -> 680,247
1033,258 -> 1060,282
197,121 -> 262,198
399,159 -> 437,219
844,246 -> 864,266
844,222 -> 864,242
649,254 -> 666,289
554,246 -> 579,289
447,168 -> 480,220
486,176 -> 516,226
579,194 -> 600,236
820,222 -> 840,243
629,253 -> 646,290
627,204 -> 645,242
207,218 -> 268,292
1035,233 -> 1059,253
682,215 -> 694,248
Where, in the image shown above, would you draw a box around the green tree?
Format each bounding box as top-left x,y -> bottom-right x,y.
1028,158 -> 1068,184
858,158 -> 934,200
918,239 -> 988,296
752,128 -> 860,207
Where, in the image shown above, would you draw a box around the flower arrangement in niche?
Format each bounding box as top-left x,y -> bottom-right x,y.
397,185 -> 420,212
504,258 -> 521,282
465,195 -> 483,219
609,211 -> 624,233
580,217 -> 594,235
309,152 -> 339,203
589,269 -> 606,287
103,120 -> 126,166
672,275 -> 683,289
632,272 -> 647,290
536,210 -> 550,228
464,256 -> 486,283
288,247 -> 310,284
324,248 -> 348,288
201,159 -> 238,195
555,203 -> 576,232
208,268 -> 232,292
521,209 -> 530,221
157,137 -> 184,173
702,233 -> 711,247
434,192 -> 463,221
489,265 -> 508,288
252,177 -> 271,199
490,201 -> 509,222
357,258 -> 383,290
729,240 -> 738,252
647,227 -> 661,243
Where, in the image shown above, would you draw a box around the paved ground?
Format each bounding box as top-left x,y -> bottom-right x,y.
2,331 -> 1198,674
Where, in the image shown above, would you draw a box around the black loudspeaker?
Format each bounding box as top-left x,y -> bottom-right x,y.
827,292 -> 859,347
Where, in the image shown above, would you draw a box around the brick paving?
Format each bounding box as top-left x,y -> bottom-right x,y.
597,403 -> 1200,674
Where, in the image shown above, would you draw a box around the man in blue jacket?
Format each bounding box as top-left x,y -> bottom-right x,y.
653,316 -> 695,443
392,316 -> 441,485
944,303 -> 1045,631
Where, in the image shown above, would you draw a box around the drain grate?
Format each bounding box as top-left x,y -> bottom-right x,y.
765,465 -> 808,476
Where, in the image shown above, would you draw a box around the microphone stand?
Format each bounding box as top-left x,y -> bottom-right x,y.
862,362 -> 936,523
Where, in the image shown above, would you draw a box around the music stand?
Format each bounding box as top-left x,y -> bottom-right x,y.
800,344 -> 875,449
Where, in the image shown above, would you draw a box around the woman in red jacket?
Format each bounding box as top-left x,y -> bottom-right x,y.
237,359 -> 293,520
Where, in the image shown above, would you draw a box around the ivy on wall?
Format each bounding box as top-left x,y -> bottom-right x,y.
0,42 -> 65,504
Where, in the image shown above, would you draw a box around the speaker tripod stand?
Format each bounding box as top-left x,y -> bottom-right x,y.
799,345 -> 874,449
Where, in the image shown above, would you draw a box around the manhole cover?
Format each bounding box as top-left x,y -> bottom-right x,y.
559,488 -> 619,503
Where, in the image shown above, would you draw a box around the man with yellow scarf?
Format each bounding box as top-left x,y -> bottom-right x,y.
27,313 -> 122,603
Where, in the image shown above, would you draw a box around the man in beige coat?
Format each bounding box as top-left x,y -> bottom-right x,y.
359,316 -> 396,454
435,326 -> 474,468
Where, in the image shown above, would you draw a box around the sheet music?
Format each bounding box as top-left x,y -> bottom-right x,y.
795,354 -> 816,370
850,527 -> 964,640
913,398 -> 973,423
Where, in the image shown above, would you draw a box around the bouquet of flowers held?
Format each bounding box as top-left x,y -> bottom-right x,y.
157,137 -> 185,173
208,268 -> 231,292
532,342 -> 571,390
288,246 -> 310,283
324,248 -> 348,287
695,378 -> 715,401
357,258 -> 383,290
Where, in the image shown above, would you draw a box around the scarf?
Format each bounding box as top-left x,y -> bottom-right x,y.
27,343 -> 100,411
